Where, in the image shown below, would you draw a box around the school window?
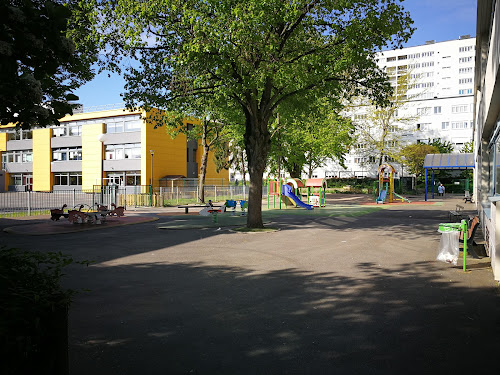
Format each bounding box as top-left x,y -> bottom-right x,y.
442,122 -> 450,130
459,56 -> 473,63
52,147 -> 82,161
54,172 -> 82,186
105,143 -> 141,160
421,61 -> 434,67
1,150 -> 33,168
434,106 -> 441,114
459,67 -> 473,74
387,56 -> 396,62
421,51 -> 434,57
7,129 -> 32,140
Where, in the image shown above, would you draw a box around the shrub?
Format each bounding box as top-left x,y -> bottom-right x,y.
0,247 -> 90,374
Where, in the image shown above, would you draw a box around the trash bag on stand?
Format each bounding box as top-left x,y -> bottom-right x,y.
437,230 -> 459,265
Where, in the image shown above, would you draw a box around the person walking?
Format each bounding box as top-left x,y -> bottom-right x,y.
438,183 -> 445,197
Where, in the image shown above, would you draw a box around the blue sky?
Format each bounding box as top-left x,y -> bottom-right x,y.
73,0 -> 477,109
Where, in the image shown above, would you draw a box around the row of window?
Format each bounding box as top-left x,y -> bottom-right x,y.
459,67 -> 474,74
53,148 -> 82,161
459,78 -> 473,84
386,51 -> 434,62
9,171 -> 143,187
353,156 -> 395,164
51,114 -> 142,137
105,143 -> 141,160
459,89 -> 473,95
459,56 -> 473,63
1,151 -> 33,168
441,121 -> 473,130
6,130 -> 32,140
459,46 -> 474,52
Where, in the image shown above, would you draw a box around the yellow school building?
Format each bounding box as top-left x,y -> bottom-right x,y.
0,108 -> 227,192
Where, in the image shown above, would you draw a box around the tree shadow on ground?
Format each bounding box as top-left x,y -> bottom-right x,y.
68,260 -> 499,375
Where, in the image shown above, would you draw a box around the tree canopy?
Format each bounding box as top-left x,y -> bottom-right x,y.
269,95 -> 355,178
0,0 -> 97,128
86,0 -> 414,227
399,143 -> 439,177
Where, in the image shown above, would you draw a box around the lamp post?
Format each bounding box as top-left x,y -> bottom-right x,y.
150,150 -> 155,186
150,150 -> 155,207
98,134 -> 106,204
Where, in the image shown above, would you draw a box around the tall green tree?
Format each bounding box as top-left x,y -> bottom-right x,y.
428,138 -> 454,154
0,0 -> 97,128
349,72 -> 419,168
399,143 -> 439,178
86,0 -> 413,227
269,96 -> 355,178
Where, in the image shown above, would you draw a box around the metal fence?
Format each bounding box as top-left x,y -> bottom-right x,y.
0,185 -> 259,217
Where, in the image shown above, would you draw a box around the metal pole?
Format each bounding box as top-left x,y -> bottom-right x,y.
424,168 -> 428,201
27,190 -> 31,216
176,186 -> 179,205
215,185 -> 217,202
461,219 -> 468,272
72,189 -> 76,208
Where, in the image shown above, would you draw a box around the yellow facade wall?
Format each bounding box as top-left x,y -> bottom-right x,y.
0,133 -> 8,191
142,109 -> 188,185
32,128 -> 52,191
82,123 -> 105,190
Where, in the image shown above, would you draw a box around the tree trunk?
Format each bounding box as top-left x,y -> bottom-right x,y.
198,121 -> 209,203
241,150 -> 247,186
244,111 -> 271,228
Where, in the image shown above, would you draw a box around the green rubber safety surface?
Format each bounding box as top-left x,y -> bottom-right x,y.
157,205 -> 382,229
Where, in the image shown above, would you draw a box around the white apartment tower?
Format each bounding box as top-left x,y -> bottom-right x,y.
316,36 -> 476,179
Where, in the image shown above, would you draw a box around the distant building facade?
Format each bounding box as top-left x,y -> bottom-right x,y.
0,108 -> 227,192
314,36 -> 476,179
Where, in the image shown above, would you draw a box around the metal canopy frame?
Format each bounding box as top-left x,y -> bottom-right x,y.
423,153 -> 475,201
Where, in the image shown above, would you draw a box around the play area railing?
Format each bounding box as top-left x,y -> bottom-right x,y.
0,185 -> 259,217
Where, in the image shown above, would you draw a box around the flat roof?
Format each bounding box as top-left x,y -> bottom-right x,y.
423,153 -> 475,169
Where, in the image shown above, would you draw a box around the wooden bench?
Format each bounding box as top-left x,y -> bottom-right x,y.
449,204 -> 464,222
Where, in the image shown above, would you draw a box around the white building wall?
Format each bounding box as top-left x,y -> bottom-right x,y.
314,37 -> 476,179
474,0 -> 500,281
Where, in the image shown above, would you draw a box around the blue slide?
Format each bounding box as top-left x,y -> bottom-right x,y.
376,189 -> 387,203
281,185 -> 314,210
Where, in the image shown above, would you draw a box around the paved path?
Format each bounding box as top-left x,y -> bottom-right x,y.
0,195 -> 497,374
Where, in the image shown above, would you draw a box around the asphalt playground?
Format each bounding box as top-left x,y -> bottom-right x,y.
0,194 -> 498,374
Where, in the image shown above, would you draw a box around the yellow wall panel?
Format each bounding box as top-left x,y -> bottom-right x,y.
33,128 -> 52,191
142,110 -> 188,185
0,133 -> 8,191
82,123 -> 105,190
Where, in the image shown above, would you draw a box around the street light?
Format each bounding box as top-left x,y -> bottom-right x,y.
150,150 -> 155,186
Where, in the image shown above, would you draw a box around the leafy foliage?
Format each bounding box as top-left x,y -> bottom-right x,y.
428,138 -> 454,154
0,247 -> 91,372
399,144 -> 439,177
0,0 -> 97,128
86,0 -> 414,227
269,95 -> 355,178
349,72 -> 419,167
